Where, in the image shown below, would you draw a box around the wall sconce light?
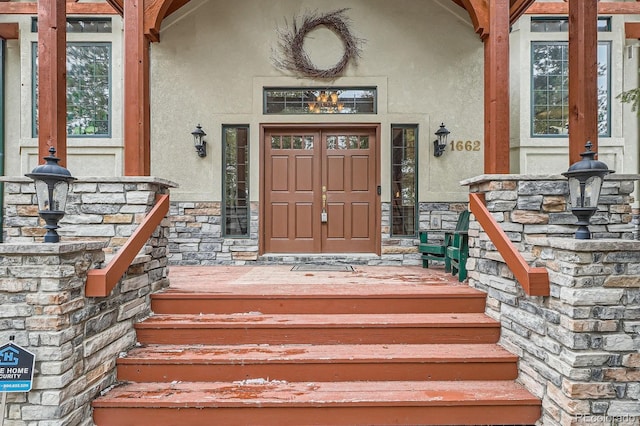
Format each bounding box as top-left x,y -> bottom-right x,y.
433,123 -> 450,157
25,147 -> 76,243
562,141 -> 614,239
191,124 -> 207,157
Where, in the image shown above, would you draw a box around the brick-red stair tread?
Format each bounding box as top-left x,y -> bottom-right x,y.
151,285 -> 486,314
136,312 -> 498,328
156,283 -> 483,297
120,343 -> 517,364
93,380 -> 539,408
117,343 -> 518,382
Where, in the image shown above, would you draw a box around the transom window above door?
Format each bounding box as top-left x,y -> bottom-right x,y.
264,87 -> 376,115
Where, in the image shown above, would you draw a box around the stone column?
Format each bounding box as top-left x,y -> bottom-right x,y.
462,174 -> 640,425
529,238 -> 640,425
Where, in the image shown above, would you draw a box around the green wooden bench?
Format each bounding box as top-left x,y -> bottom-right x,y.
419,210 -> 470,272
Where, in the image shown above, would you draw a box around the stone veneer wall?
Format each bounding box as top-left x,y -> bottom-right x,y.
0,176 -> 172,424
2,177 -> 176,254
167,201 -> 467,265
2,178 -> 465,266
463,174 -> 640,426
0,241 -> 169,425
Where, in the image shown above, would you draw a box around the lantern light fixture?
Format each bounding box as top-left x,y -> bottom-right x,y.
433,123 -> 450,157
562,141 -> 614,239
191,124 -> 207,158
25,147 -> 76,243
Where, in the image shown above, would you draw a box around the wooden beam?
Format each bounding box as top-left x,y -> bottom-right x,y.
509,0 -> 536,25
106,0 -> 123,16
164,0 -> 189,19
0,22 -> 18,39
0,2 -> 117,15
568,0 -> 598,165
484,0 -> 510,173
124,0 -> 150,176
460,0 -> 490,37
37,0 -> 67,167
144,0 -> 176,42
526,2 -> 640,15
625,22 -> 640,39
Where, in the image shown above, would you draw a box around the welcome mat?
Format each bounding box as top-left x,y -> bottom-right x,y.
291,264 -> 354,272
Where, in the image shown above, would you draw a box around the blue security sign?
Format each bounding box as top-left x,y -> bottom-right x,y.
0,342 -> 35,392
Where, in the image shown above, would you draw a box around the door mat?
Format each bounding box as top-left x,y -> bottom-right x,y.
291,264 -> 354,272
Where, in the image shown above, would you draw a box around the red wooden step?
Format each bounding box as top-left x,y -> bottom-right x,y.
92,380 -> 541,426
117,343 -> 518,382
151,284 -> 487,314
134,313 -> 501,345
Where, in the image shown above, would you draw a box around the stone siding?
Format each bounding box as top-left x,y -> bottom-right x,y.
166,201 -> 466,266
464,174 -> 640,426
0,242 -> 169,426
2,179 -> 464,266
2,177 -> 176,255
0,176 -> 173,425
527,239 -> 640,426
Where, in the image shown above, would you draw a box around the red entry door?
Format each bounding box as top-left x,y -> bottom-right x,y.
263,127 -> 378,253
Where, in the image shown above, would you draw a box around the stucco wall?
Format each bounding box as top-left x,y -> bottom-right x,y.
0,14 -> 125,178
509,13 -> 634,178
149,0 -> 485,203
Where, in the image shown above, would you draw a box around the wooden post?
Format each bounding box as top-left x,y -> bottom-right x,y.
37,0 -> 67,166
568,0 -> 598,164
124,0 -> 150,176
483,0 -> 510,174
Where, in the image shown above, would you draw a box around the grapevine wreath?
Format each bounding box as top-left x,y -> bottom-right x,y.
273,8 -> 364,79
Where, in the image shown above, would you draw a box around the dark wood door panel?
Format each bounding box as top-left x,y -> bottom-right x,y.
264,127 -> 378,254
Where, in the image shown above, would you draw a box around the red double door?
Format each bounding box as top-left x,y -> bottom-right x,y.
263,126 -> 379,254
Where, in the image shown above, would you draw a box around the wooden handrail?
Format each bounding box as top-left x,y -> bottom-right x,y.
469,193 -> 549,296
85,193 -> 170,297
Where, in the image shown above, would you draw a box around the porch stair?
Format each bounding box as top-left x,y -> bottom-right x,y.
92,266 -> 541,425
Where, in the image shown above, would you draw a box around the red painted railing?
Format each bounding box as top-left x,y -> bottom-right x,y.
85,193 -> 170,297
469,193 -> 550,297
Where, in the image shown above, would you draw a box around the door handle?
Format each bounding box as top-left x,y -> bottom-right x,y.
321,186 -> 327,222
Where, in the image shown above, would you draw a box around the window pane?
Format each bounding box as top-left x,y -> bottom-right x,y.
32,18 -> 112,33
531,41 -> 609,137
33,42 -> 111,137
391,125 -> 417,237
531,17 -> 610,33
597,42 -> 611,136
224,126 -> 250,236
264,87 -> 376,114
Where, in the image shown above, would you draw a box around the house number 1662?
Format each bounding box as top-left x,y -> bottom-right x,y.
450,140 -> 481,152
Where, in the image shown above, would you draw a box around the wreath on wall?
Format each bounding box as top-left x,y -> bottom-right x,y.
272,8 -> 365,79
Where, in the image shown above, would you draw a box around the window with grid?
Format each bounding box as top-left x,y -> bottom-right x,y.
32,42 -> 111,137
531,41 -> 610,137
223,125 -> 250,237
391,125 -> 417,237
264,88 -> 376,114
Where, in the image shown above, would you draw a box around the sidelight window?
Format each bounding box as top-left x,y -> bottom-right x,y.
223,125 -> 250,237
391,125 -> 417,237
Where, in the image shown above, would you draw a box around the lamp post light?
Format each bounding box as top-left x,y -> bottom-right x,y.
433,123 -> 450,157
562,141 -> 614,239
25,147 -> 76,243
191,124 -> 207,157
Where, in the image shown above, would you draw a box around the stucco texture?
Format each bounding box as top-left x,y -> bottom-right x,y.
149,0 -> 485,203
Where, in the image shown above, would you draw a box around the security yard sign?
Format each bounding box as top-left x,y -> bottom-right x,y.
0,342 -> 35,392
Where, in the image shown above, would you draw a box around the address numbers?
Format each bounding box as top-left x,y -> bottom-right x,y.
450,140 -> 481,152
